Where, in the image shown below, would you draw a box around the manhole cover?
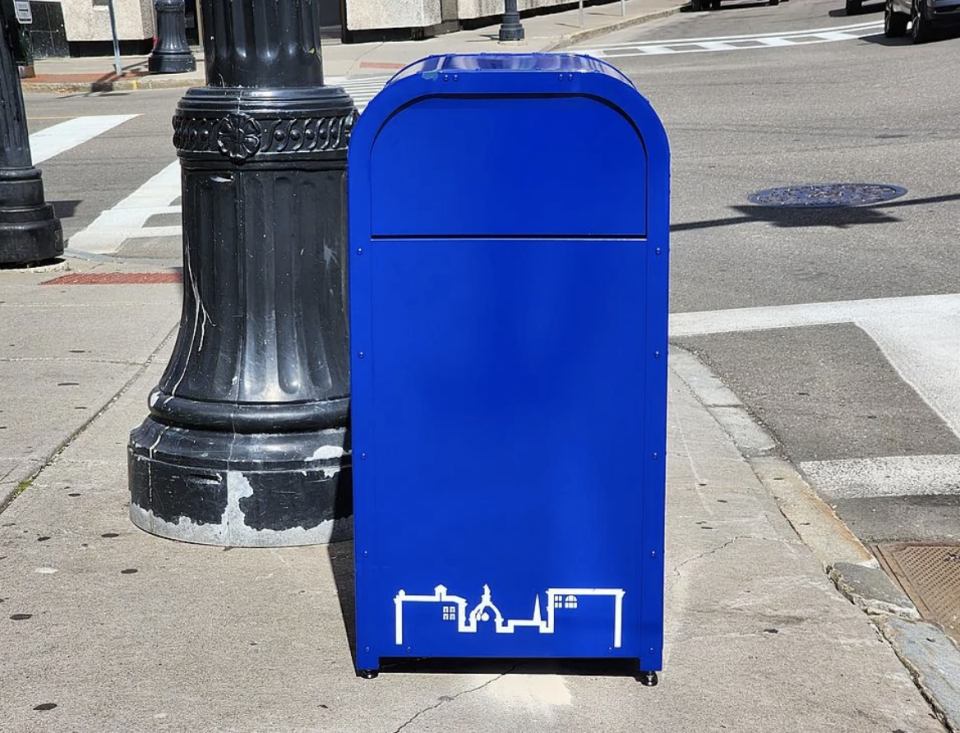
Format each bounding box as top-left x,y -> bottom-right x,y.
748,183 -> 908,208
875,543 -> 960,643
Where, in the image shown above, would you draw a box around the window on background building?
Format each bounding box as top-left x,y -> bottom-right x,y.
443,606 -> 456,620
553,595 -> 563,609
564,595 -> 578,609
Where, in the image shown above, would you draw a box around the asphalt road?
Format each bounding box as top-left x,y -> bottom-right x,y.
19,1 -> 960,551
572,0 -> 960,544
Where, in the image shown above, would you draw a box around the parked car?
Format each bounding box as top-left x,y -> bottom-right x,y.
884,0 -> 960,42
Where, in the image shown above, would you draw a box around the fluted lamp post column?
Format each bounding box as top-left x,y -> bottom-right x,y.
499,0 -> 525,42
147,0 -> 196,74
0,3 -> 62,266
128,0 -> 356,547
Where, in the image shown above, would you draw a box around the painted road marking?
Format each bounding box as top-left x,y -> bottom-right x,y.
671,293 -> 960,439
799,455 -> 960,499
65,78 -> 393,257
29,114 -> 139,164
68,161 -> 181,254
328,75 -> 391,111
581,20 -> 883,58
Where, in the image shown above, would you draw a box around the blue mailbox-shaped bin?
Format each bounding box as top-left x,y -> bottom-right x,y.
348,54 -> 669,680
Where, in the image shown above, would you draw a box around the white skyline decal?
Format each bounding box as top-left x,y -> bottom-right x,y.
394,584 -> 625,648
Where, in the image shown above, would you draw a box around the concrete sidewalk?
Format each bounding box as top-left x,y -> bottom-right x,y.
0,256 -> 953,731
20,0 -> 685,93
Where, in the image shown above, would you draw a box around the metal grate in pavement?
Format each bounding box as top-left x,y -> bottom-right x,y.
875,543 -> 960,644
41,272 -> 182,285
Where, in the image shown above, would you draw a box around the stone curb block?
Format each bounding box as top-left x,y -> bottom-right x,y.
828,561 -> 920,620
880,618 -> 960,733
543,5 -> 686,51
670,344 -> 960,732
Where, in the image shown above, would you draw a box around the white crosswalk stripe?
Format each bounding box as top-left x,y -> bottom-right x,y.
580,21 -> 883,58
68,162 -> 182,255
60,77 -> 393,256
328,75 -> 392,112
25,78 -> 393,257
29,114 -> 139,164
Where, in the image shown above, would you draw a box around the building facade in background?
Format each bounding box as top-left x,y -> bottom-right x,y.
22,0 -> 586,57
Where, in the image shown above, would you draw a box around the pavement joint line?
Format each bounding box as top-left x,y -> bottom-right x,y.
391,668 -> 516,733
671,535 -> 801,577
670,344 -> 960,731
0,322 -> 180,516
0,357 -> 146,365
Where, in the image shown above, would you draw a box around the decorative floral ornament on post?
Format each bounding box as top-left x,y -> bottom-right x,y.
217,113 -> 262,161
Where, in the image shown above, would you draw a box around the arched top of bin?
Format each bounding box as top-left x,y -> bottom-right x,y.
387,53 -> 635,87
349,53 -> 669,241
353,53 -> 666,159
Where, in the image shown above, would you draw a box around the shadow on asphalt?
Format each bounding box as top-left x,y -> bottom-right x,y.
672,192 -> 960,231
828,4 -> 883,16
860,27 -> 960,44
681,1 -> 775,11
49,200 -> 82,218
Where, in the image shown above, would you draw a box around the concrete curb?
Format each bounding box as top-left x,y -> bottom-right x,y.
669,344 -> 960,733
543,5 -> 686,51
21,75 -> 204,94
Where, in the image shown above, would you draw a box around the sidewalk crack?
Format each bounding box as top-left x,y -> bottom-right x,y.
672,535 -> 799,577
390,667 -> 515,733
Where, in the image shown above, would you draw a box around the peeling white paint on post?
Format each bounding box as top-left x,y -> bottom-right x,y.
130,471 -> 352,547
311,444 -> 347,460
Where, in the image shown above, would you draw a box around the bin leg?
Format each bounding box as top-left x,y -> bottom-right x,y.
637,670 -> 659,686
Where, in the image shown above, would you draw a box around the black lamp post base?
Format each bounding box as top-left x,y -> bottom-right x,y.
148,0 -> 197,74
0,170 -> 63,266
147,52 -> 196,74
128,418 -> 353,547
499,23 -> 525,42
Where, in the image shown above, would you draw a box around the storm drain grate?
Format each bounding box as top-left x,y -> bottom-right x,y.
41,272 -> 182,286
748,183 -> 908,207
875,543 -> 960,643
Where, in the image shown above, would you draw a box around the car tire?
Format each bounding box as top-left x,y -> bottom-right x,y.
692,0 -> 704,10
911,1 -> 934,42
885,2 -> 909,35
846,0 -> 863,14
711,0 -> 721,8
770,0 -> 780,5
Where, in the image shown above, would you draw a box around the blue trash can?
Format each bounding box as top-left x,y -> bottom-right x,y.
348,53 -> 669,682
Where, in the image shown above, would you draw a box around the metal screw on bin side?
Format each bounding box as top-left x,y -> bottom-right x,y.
148,0 -> 196,74
499,0 -> 525,42
0,1 -> 62,267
